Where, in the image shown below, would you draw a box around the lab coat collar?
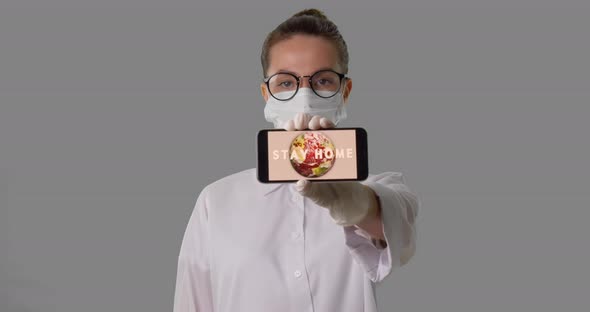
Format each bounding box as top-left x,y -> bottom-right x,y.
260,182 -> 286,196
249,168 -> 288,196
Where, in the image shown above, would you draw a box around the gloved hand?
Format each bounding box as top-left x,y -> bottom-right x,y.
295,179 -> 374,226
283,113 -> 376,226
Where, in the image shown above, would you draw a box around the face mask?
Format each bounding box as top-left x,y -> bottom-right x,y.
264,87 -> 347,128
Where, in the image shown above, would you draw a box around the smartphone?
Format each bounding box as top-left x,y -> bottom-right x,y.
257,127 -> 368,183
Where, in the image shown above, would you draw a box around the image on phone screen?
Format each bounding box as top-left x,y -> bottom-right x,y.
257,128 -> 368,183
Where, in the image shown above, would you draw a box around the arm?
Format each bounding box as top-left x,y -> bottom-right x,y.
173,188 -> 215,312
353,185 -> 386,242
344,172 -> 419,283
282,113 -> 419,282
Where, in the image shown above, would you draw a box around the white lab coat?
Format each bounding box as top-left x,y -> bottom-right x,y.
174,168 -> 418,312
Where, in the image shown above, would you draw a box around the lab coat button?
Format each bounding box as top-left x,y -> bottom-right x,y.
294,270 -> 302,278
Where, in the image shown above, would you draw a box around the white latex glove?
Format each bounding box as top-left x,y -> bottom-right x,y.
281,112 -> 335,132
284,113 -> 374,226
295,179 -> 373,226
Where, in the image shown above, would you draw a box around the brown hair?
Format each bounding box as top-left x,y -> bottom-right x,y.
260,8 -> 349,78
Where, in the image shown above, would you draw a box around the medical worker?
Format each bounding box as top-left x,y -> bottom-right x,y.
173,8 -> 419,312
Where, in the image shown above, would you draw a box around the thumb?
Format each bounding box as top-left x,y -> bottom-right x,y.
295,179 -> 311,195
295,180 -> 337,209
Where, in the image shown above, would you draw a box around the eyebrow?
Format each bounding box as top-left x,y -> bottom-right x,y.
275,67 -> 334,76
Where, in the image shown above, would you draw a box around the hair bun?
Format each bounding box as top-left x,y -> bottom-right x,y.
292,8 -> 328,20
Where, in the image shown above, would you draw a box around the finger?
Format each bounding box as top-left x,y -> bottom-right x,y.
298,181 -> 337,208
294,112 -> 312,130
308,115 -> 322,130
283,120 -> 296,131
296,179 -> 319,199
295,179 -> 309,193
319,117 -> 335,129
297,180 -> 326,197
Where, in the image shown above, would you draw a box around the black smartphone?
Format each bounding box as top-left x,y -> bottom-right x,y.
257,127 -> 368,183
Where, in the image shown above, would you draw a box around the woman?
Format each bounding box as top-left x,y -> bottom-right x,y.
174,8 -> 418,312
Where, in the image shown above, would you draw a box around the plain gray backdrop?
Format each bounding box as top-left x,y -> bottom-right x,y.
1,1 -> 589,311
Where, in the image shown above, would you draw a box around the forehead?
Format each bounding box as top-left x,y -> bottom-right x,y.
267,34 -> 340,76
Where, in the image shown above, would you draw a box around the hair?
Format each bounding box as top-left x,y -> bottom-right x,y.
260,8 -> 349,78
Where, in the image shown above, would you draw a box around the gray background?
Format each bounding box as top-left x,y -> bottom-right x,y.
1,1 -> 589,311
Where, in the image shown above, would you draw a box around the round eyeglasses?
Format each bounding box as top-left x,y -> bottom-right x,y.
263,69 -> 347,101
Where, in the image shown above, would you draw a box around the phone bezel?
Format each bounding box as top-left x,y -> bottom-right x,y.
257,127 -> 368,183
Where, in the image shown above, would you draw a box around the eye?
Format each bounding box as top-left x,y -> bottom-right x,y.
279,81 -> 293,88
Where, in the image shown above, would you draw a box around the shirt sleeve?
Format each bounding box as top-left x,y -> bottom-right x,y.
343,172 -> 419,283
173,187 -> 215,312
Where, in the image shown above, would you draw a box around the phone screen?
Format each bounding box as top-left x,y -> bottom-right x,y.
266,129 -> 359,181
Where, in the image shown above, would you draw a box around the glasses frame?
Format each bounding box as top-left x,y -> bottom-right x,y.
263,69 -> 348,101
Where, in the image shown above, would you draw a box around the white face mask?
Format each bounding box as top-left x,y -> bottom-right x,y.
264,87 -> 347,128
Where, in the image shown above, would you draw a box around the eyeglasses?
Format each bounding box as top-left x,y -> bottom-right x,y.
263,69 -> 347,101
